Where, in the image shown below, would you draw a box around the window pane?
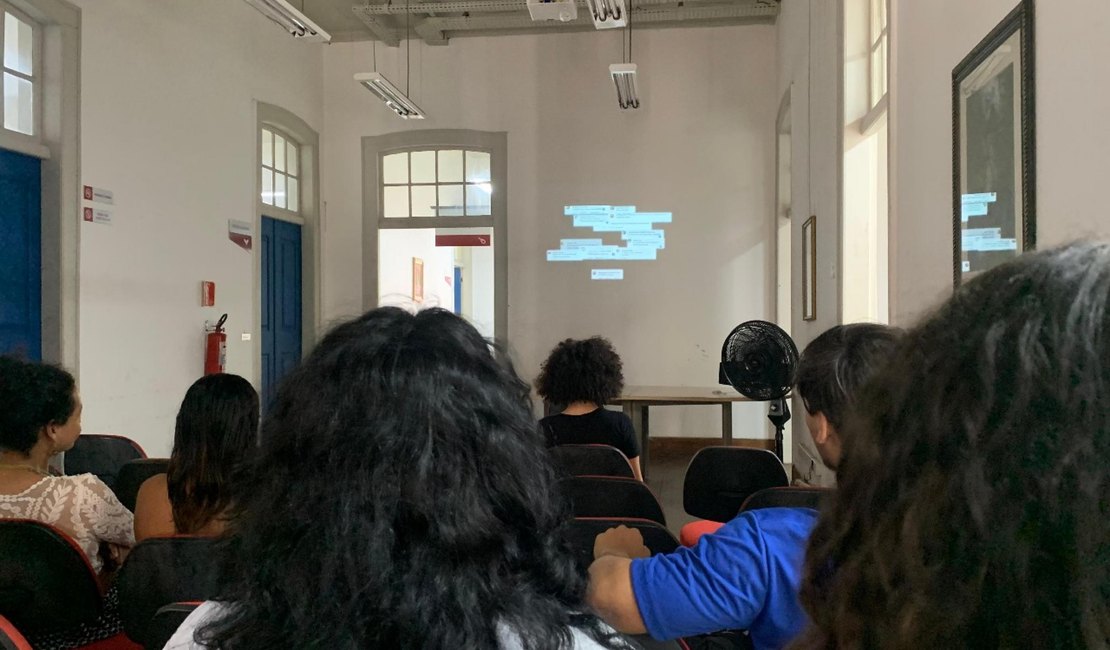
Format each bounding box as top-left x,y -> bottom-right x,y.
383,186 -> 409,218
466,184 -> 491,216
287,141 -> 298,177
274,172 -> 287,209
438,184 -> 465,217
5,13 -> 32,77
383,152 -> 408,184
287,177 -> 299,213
261,168 -> 274,206
411,150 -> 436,183
3,72 -> 31,135
262,129 -> 273,168
274,133 -> 286,172
465,151 -> 490,183
411,185 -> 437,217
438,150 -> 463,183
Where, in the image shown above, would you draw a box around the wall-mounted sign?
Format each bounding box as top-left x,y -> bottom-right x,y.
82,207 -> 112,225
228,219 -> 253,251
83,185 -> 114,205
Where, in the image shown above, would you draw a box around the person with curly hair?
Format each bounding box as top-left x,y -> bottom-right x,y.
165,307 -> 631,650
536,337 -> 642,480
792,242 -> 1110,650
587,324 -> 900,650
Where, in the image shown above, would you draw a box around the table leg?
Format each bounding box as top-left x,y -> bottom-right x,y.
722,403 -> 733,446
626,403 -> 650,480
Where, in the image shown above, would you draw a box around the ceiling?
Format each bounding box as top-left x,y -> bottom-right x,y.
293,0 -> 781,44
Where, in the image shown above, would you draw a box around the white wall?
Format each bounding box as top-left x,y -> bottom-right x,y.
75,0 -> 324,455
778,0 -> 842,482
378,228 -> 456,311
890,0 -> 1110,325
323,25 -> 779,440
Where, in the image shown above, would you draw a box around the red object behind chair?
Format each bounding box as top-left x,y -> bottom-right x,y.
678,520 -> 726,547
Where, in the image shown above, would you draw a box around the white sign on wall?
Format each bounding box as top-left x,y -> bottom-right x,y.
83,184 -> 114,205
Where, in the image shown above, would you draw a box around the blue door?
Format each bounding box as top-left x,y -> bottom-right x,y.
0,149 -> 41,359
261,217 -> 302,408
453,266 -> 463,316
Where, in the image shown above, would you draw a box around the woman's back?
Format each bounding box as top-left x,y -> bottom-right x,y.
133,473 -> 225,541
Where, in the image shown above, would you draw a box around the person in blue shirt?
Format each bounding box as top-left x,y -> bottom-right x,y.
585,323 -> 900,650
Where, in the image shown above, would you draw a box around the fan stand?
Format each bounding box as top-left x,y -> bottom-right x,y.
767,397 -> 791,461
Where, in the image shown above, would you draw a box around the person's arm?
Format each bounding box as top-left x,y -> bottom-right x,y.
587,525 -> 651,634
628,456 -> 643,482
616,413 -> 644,480
78,474 -> 136,549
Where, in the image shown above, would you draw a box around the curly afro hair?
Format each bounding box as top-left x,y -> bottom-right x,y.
535,337 -> 624,407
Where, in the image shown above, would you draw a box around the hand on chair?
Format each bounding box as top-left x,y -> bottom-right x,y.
593,525 -> 650,561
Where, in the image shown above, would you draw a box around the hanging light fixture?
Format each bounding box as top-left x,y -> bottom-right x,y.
585,0 -> 627,29
243,0 -> 331,42
356,0 -> 427,120
609,1 -> 639,109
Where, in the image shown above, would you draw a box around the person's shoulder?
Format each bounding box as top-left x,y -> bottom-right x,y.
734,507 -> 820,540
163,601 -> 228,649
596,408 -> 631,426
137,472 -> 168,495
64,473 -> 112,493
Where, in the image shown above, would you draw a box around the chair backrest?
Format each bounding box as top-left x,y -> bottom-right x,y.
64,434 -> 147,490
740,486 -> 833,513
550,445 -> 635,479
114,458 -> 170,512
562,476 -> 667,526
117,537 -> 220,648
0,520 -> 103,633
148,602 -> 201,650
564,517 -> 679,574
683,447 -> 789,523
0,615 -> 31,650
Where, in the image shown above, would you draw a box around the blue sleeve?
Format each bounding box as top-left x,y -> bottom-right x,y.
629,514 -> 769,640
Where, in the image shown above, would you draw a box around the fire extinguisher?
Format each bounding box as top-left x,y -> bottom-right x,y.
205,313 -> 228,376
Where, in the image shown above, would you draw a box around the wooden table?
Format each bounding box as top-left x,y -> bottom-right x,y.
609,386 -> 754,479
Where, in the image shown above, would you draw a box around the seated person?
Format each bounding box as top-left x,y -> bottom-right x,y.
134,373 -> 258,541
586,324 -> 900,650
0,356 -> 135,650
166,308 -> 631,649
793,243 -> 1110,649
536,337 -> 642,480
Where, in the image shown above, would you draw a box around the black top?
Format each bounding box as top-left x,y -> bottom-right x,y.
540,408 -> 640,459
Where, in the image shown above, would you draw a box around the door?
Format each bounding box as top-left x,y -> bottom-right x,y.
0,149 -> 41,359
261,216 -> 302,408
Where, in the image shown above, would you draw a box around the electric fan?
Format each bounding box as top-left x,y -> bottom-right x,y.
718,320 -> 799,460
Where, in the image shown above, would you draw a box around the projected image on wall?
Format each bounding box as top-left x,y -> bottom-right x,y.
546,205 -> 672,280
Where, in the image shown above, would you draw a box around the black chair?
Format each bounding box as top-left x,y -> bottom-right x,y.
114,458 -> 170,512
683,447 -> 788,523
0,615 -> 32,650
64,434 -> 146,490
740,486 -> 833,513
562,476 -> 667,526
564,517 -> 679,574
0,520 -> 103,634
118,536 -> 220,648
148,602 -> 201,649
551,445 -> 635,479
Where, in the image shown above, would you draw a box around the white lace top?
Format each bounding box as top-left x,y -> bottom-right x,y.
0,473 -> 135,573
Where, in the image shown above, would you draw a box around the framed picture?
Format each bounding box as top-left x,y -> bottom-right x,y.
802,215 -> 816,321
412,257 -> 424,303
952,0 -> 1035,287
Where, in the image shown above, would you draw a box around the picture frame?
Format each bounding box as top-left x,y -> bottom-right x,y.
412,257 -> 424,303
802,215 -> 816,321
952,0 -> 1035,287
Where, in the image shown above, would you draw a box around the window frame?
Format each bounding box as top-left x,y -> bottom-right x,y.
0,1 -> 44,156
379,147 -> 494,222
868,0 -> 889,110
259,124 -> 302,218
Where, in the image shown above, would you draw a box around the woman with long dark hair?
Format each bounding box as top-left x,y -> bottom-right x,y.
792,243 -> 1110,649
166,307 -> 628,649
133,373 -> 258,540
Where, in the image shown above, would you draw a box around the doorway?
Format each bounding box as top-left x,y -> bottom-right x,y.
260,216 -> 302,407
0,148 -> 41,359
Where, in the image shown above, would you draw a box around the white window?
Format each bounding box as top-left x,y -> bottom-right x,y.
869,0 -> 889,110
261,126 -> 300,212
0,6 -> 37,137
380,148 -> 492,219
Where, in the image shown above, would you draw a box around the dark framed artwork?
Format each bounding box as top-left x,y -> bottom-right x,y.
952,0 -> 1035,287
802,215 -> 816,321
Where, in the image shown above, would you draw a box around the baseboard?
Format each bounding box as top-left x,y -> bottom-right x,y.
649,437 -> 775,457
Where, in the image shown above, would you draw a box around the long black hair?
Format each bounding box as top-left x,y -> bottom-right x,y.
793,243 -> 1110,649
200,307 -> 624,649
167,373 -> 258,534
0,356 -> 76,455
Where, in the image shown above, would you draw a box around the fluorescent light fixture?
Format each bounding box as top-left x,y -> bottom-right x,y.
526,0 -> 578,22
585,0 -> 628,29
243,0 -> 331,42
354,72 -> 427,120
609,63 -> 640,110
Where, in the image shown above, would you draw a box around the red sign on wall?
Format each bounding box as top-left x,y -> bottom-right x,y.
201,281 -> 216,307
435,234 -> 490,247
